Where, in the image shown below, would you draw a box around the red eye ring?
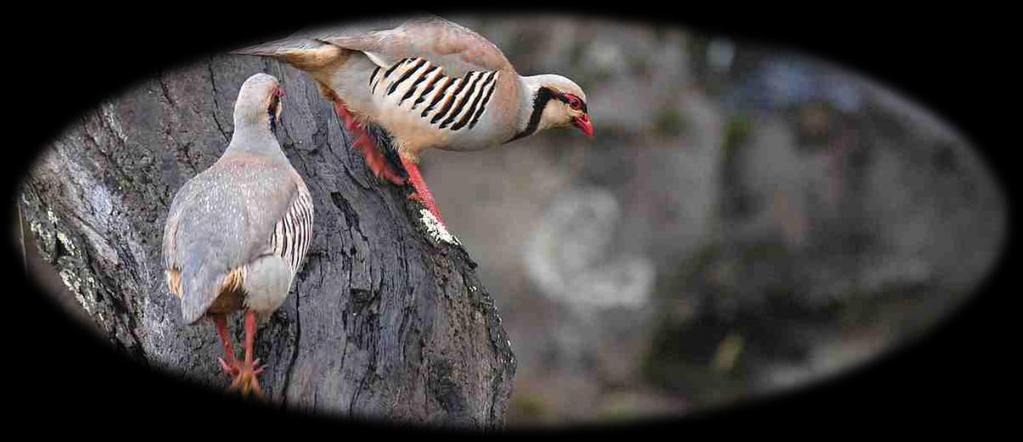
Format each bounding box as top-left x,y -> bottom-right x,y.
565,94 -> 582,110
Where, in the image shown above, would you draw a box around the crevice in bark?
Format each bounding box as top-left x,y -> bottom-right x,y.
206,61 -> 231,143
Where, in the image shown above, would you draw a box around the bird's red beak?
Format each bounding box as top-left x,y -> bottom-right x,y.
573,114 -> 594,138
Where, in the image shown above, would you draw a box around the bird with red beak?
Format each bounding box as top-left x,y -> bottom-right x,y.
509,73 -> 595,141
235,16 -> 593,225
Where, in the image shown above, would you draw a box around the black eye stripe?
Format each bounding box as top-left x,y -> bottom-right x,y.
507,88 -> 587,143
555,93 -> 586,112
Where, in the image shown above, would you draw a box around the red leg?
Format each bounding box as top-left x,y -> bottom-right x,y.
227,310 -> 266,398
331,99 -> 406,185
401,156 -> 445,226
212,314 -> 239,377
243,310 -> 258,366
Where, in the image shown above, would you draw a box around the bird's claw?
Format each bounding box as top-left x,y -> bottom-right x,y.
408,191 -> 426,203
218,357 -> 240,376
363,152 -> 406,185
224,359 -> 266,399
374,166 -> 407,186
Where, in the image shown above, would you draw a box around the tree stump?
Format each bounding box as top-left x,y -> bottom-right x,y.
18,54 -> 516,427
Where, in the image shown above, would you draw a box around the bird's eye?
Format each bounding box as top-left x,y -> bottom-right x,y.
565,95 -> 582,110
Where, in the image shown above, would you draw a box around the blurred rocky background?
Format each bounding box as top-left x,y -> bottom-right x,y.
20,14 -> 1007,427
425,14 -> 1006,425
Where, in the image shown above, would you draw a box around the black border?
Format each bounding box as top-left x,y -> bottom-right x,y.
5,4 -> 1015,436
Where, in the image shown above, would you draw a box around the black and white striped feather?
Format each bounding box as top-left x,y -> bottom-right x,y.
370,57 -> 500,132
269,186 -> 314,274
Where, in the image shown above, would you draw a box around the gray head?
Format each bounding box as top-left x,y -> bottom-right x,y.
233,73 -> 285,131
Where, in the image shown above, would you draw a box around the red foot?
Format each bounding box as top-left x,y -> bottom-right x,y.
226,358 -> 266,398
218,356 -> 263,377
332,99 -> 406,185
212,311 -> 266,399
401,157 -> 445,226
218,356 -> 240,377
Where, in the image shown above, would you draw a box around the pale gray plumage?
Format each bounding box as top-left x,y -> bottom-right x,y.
162,73 -> 313,324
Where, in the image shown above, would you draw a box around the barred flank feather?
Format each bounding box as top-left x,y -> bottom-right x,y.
373,57 -> 500,133
270,187 -> 315,273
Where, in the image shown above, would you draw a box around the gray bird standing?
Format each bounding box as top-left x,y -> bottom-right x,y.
162,73 -> 314,396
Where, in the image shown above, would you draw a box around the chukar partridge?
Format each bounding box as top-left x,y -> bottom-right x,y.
235,16 -> 593,225
162,73 -> 314,396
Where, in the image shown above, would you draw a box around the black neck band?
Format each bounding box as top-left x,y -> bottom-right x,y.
507,87 -> 557,143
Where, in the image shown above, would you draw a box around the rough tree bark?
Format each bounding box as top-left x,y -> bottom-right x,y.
18,55 -> 516,427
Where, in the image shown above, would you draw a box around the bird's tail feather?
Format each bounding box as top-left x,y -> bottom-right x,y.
232,38 -> 351,72
179,263 -> 226,325
231,40 -> 306,57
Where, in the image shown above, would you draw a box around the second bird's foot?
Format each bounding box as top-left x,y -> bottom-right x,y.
354,132 -> 406,186
376,166 -> 408,186
408,192 -> 446,226
332,98 -> 407,187
225,358 -> 266,398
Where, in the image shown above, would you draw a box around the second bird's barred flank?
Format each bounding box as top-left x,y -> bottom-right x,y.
430,72 -> 473,124
439,72 -> 485,129
452,71 -> 498,130
422,77 -> 455,116
372,57 -> 499,132
413,68 -> 445,109
400,65 -> 439,106
388,58 -> 428,96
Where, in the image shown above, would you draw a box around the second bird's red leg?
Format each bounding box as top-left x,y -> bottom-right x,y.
401,156 -> 445,226
326,93 -> 445,226
331,98 -> 406,185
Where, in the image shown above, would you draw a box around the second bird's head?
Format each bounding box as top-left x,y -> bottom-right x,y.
524,74 -> 593,138
234,73 -> 285,132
